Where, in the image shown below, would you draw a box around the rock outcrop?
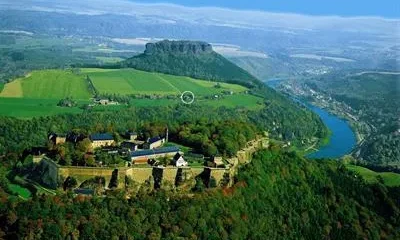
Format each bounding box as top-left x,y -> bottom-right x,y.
120,40 -> 260,87
144,40 -> 213,55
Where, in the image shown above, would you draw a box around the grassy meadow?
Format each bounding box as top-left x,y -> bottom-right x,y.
92,95 -> 264,110
0,68 -> 262,118
87,68 -> 178,95
0,79 -> 23,97
346,165 -> 400,187
0,70 -> 92,99
0,98 -> 83,118
83,68 -> 247,96
199,94 -> 264,110
95,56 -> 125,63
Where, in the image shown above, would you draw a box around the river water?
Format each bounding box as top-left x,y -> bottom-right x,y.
266,80 -> 357,159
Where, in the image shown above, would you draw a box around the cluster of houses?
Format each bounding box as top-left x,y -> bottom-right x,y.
89,98 -> 119,107
48,129 -> 189,167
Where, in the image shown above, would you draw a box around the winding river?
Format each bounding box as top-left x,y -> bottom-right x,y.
266,80 -> 357,159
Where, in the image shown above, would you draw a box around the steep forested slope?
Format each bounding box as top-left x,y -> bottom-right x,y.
0,149 -> 398,239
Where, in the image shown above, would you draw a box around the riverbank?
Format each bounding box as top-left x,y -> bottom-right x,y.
303,129 -> 332,154
305,103 -> 356,159
269,78 -> 373,146
299,96 -> 366,145
265,80 -> 357,159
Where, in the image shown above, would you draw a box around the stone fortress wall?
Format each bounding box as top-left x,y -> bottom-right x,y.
54,137 -> 269,190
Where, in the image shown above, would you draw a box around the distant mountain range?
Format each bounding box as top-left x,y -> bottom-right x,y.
0,0 -> 397,50
0,0 -> 398,77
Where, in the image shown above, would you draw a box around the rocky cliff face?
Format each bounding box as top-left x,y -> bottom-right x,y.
144,40 -> 213,55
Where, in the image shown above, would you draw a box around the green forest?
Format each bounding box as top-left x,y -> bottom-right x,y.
0,149 -> 399,239
0,101 -> 326,158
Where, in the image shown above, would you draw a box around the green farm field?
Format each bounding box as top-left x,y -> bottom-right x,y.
346,165 -> 400,187
0,68 -> 263,118
199,94 -> 264,110
83,68 -> 247,96
0,70 -> 92,99
92,94 -> 264,110
0,98 -> 83,118
1,68 -> 248,99
95,56 -> 125,63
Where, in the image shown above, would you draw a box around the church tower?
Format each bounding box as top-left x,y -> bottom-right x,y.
165,127 -> 169,142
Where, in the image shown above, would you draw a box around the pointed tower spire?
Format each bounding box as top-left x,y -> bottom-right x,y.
166,126 -> 169,142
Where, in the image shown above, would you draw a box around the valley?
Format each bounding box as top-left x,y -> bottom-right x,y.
268,79 -> 357,159
275,71 -> 400,167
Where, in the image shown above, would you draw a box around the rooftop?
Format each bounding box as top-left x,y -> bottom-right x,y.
121,141 -> 137,146
48,132 -> 66,138
154,146 -> 179,154
90,133 -> 114,141
148,136 -> 162,144
74,188 -> 94,196
174,152 -> 182,161
131,146 -> 179,157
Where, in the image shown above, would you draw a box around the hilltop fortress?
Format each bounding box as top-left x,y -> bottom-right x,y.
36,137 -> 269,192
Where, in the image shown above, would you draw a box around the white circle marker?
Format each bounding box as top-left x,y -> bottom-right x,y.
180,91 -> 195,104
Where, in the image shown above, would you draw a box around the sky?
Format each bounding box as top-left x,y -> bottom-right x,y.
133,0 -> 400,18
